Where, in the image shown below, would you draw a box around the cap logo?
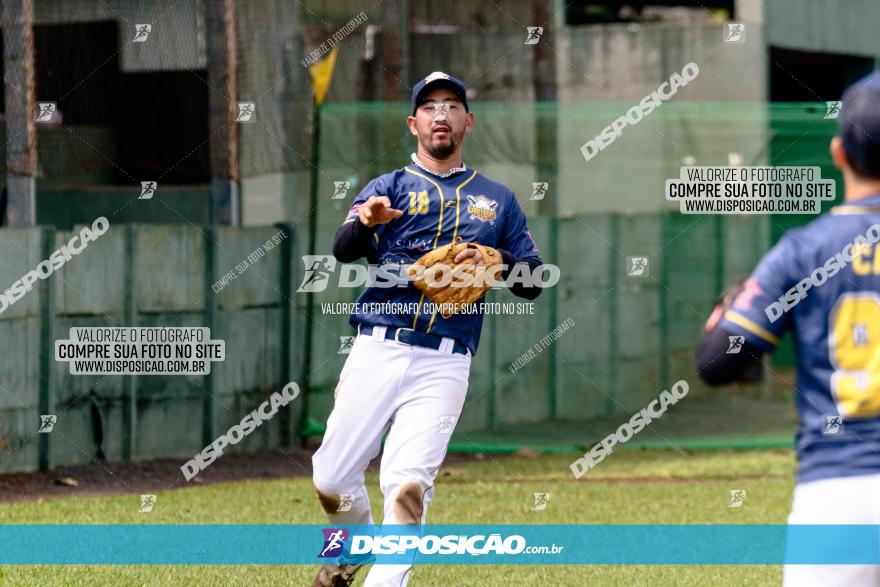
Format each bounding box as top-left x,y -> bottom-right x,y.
424,71 -> 451,84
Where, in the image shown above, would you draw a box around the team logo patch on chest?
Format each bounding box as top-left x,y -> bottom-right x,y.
466,195 -> 498,224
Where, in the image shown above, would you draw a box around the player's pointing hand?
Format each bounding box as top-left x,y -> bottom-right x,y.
359,196 -> 403,227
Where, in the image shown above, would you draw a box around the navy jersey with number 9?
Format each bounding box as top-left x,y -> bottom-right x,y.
721,195 -> 880,483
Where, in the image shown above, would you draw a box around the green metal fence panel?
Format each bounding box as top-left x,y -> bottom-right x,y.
0,224 -> 300,473
212,307 -> 285,453
492,289 -> 551,427
613,215 -> 664,413
0,315 -> 42,472
134,226 -> 206,313
0,229 -> 51,473
210,226 -> 292,456
723,215 -> 770,283
491,217 -> 553,427
663,214 -> 718,392
556,214 -> 614,421
51,224 -> 127,468
456,307 -> 492,434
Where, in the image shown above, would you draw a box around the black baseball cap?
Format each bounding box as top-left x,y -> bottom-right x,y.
411,72 -> 468,115
839,71 -> 880,179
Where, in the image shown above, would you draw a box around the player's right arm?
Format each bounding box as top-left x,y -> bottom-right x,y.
332,180 -> 403,263
696,233 -> 801,385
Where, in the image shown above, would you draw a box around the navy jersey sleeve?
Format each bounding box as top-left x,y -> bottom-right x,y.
498,192 -> 542,262
719,233 -> 801,351
343,176 -> 388,225
338,176 -> 395,262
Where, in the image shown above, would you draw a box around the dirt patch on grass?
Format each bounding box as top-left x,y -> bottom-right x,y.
572,474 -> 787,484
0,448 -> 495,504
437,473 -> 789,485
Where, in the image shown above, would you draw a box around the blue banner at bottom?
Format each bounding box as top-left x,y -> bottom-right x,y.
0,525 -> 878,565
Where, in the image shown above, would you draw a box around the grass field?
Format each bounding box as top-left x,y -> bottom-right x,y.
0,448 -> 796,586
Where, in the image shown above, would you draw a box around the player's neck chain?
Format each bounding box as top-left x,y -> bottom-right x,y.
410,153 -> 467,178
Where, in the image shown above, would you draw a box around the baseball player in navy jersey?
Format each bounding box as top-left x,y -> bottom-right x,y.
697,71 -> 880,586
311,72 -> 544,586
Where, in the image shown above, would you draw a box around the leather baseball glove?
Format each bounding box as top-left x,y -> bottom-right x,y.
704,278 -> 748,333
700,277 -> 765,383
406,237 -> 503,318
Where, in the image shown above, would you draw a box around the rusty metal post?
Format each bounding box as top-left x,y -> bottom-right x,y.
381,0 -> 405,99
532,0 -> 559,417
2,0 -> 36,226
205,0 -> 240,225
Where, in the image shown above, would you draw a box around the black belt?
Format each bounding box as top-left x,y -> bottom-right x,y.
357,325 -> 470,356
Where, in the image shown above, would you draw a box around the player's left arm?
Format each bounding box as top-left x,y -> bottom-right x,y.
495,191 -> 544,300
696,234 -> 800,386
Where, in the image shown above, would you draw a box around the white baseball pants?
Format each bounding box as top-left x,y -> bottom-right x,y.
783,473 -> 880,586
312,326 -> 472,587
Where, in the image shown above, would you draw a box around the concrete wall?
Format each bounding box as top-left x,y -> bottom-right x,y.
767,0 -> 880,58
555,102 -> 772,215
559,22 -> 766,103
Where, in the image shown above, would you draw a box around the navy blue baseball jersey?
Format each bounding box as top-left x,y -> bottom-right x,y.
341,164 -> 542,355
721,194 -> 880,483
